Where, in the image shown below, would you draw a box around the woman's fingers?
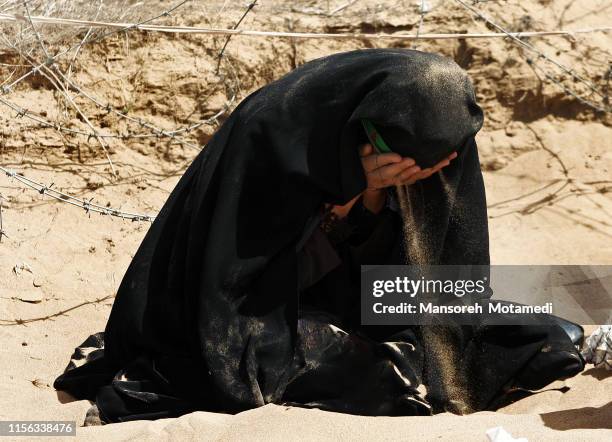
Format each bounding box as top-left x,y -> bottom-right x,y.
398,153 -> 453,186
427,152 -> 456,174
431,159 -> 450,174
360,145 -> 459,189
368,158 -> 418,188
410,167 -> 435,183
361,151 -> 403,173
379,157 -> 416,177
407,151 -> 457,183
395,165 -> 422,185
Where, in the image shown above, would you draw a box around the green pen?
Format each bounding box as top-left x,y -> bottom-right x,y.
361,119 -> 393,154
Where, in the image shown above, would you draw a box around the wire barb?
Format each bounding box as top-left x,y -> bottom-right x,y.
0,166 -> 156,222
0,12 -> 609,40
216,0 -> 259,74
453,0 -> 610,113
0,193 -> 7,242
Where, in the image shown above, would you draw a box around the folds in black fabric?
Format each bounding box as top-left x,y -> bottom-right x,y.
53,49 -> 584,422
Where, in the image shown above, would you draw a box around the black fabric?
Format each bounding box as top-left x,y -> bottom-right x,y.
54,49 -> 584,422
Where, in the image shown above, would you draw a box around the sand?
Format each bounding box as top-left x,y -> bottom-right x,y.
0,0 -> 611,440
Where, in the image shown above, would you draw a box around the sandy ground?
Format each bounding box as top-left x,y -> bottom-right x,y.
1,0 -> 611,440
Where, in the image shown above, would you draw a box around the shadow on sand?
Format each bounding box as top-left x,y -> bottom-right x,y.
540,401 -> 612,431
581,367 -> 612,381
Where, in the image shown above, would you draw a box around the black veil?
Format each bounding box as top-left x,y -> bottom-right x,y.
54,49 -> 583,422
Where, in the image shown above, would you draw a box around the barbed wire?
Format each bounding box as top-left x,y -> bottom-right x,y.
453,0 -> 610,113
0,1 -> 241,157
527,58 -> 609,113
0,93 -> 230,146
0,0 -> 215,180
216,0 -> 258,74
457,0 -> 605,98
0,12 -> 610,40
13,25 -> 119,176
0,0 -> 191,90
412,0 -> 432,50
0,0 -> 608,232
0,1 -> 245,232
0,293 -> 115,325
0,192 -> 7,242
0,166 -> 156,222
0,30 -> 232,153
291,0 -> 360,16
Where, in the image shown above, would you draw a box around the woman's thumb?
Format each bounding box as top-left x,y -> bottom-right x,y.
360,143 -> 373,157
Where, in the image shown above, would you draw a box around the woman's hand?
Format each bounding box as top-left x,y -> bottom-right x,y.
331,144 -> 457,218
360,144 -> 457,188
359,144 -> 457,213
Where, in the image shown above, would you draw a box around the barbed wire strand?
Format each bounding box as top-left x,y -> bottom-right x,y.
0,166 -> 156,222
0,1 -> 230,152
0,294 -> 115,325
0,52 -> 235,150
21,45 -> 120,176
0,94 -> 228,145
0,64 -> 233,153
528,58 -> 609,113
453,0 -> 609,112
65,0 -> 103,80
329,0 -> 360,15
0,193 -> 7,242
44,68 -> 226,151
412,0 -> 430,50
10,8 -> 118,176
0,12 -> 609,40
0,0 -> 191,93
290,0 -> 360,17
215,0 -> 258,74
21,0 -> 50,59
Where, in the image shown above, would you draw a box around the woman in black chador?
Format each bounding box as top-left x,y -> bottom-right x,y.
54,49 -> 584,423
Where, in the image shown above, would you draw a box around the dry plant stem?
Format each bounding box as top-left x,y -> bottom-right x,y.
487,124 -> 576,218
525,124 -> 569,177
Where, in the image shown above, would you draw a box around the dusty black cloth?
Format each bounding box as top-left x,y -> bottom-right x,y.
54,49 -> 584,422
